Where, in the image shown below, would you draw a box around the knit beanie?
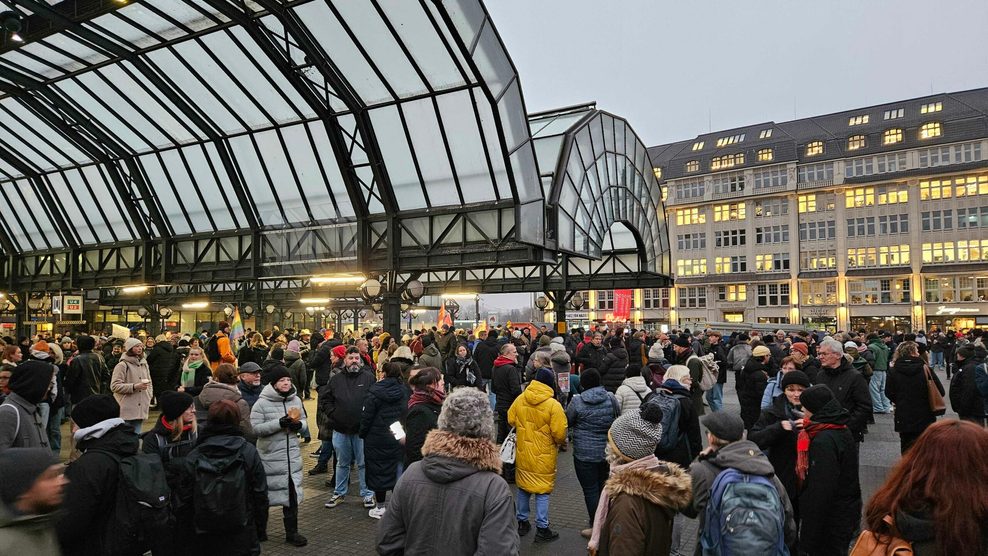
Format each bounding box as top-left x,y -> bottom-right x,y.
71,394 -> 121,428
159,391 -> 194,421
270,347 -> 285,361
332,345 -> 347,359
422,335 -> 434,347
76,335 -> 96,352
780,370 -> 811,389
790,342 -> 808,356
31,340 -> 49,354
265,367 -> 291,386
673,335 -> 691,348
535,367 -> 555,388
437,387 -> 494,440
287,340 -> 300,353
9,360 -> 55,404
752,345 -> 771,358
0,448 -> 58,506
123,337 -> 142,353
608,402 -> 664,460
799,384 -> 836,414
538,334 -> 551,346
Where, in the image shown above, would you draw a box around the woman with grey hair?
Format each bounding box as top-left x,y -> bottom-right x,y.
377,388 -> 519,555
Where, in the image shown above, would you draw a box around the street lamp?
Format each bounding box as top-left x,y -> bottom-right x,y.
569,293 -> 585,311
535,295 -> 549,310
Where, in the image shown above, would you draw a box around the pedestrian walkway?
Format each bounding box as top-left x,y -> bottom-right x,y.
256,370 -> 953,556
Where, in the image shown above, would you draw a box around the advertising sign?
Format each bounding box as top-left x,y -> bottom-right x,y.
613,289 -> 633,320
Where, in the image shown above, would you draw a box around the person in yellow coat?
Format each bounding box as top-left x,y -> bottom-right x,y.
508,367 -> 567,544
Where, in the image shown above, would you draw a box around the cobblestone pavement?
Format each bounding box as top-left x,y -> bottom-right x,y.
256,371 -> 956,556
57,369 -> 952,555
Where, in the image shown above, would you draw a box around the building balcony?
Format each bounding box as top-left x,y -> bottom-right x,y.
796,178 -> 834,191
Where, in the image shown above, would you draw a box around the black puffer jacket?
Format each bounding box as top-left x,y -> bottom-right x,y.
310,339 -> 342,387
57,421 -> 140,556
887,356 -> 943,433
814,356 -> 872,440
739,357 -> 770,429
404,399 -> 441,466
146,341 -> 179,381
797,399 -> 861,556
748,396 -> 801,516
576,343 -> 607,373
319,367 -> 375,436
472,336 -> 500,380
65,350 -> 109,403
599,347 -> 629,393
951,351 -> 987,419
491,358 -> 523,415
359,377 -> 408,492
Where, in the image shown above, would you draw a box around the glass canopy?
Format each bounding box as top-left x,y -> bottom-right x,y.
0,0 -> 543,253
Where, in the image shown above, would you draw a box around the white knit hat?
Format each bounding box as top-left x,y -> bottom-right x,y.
123,337 -> 143,353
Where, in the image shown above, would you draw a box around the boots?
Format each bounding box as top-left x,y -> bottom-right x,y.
534,527 -> 560,543
308,464 -> 328,475
285,532 -> 308,547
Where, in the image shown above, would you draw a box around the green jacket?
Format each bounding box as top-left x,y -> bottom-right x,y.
868,339 -> 890,371
0,506 -> 61,556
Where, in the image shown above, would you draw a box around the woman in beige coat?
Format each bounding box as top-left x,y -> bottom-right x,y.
110,337 -> 153,434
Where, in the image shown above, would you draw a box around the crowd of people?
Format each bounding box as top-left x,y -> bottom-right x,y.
0,321 -> 986,555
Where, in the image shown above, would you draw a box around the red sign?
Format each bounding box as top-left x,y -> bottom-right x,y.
613,290 -> 633,320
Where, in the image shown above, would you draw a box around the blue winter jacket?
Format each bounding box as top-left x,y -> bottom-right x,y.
564,386 -> 619,462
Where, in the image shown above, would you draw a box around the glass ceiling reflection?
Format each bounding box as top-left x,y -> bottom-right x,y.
0,0 -> 543,253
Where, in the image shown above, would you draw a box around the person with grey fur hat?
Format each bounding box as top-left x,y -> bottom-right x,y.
377,388 -> 520,556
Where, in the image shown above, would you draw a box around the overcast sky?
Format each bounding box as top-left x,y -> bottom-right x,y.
487,0 -> 988,147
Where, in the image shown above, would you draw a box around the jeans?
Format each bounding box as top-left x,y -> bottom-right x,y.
332,432 -> 372,498
47,406 -> 64,454
573,457 -> 609,522
930,351 -> 944,369
516,489 -> 550,529
126,418 -> 144,435
705,383 -> 724,412
870,370 -> 892,412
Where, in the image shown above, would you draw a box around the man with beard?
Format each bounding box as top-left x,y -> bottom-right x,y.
322,348 -> 376,509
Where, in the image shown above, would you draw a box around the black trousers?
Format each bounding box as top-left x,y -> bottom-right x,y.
899,431 -> 921,454
282,477 -> 299,536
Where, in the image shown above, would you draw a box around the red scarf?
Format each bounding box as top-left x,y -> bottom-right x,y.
408,387 -> 445,409
795,419 -> 846,488
161,415 -> 193,433
493,355 -> 515,367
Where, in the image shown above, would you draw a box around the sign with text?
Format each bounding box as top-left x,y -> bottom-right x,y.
51,296 -> 62,315
63,295 -> 83,315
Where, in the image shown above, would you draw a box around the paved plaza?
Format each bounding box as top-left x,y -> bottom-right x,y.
252,372 -> 948,556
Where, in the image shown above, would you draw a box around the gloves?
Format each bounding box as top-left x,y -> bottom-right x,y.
288,420 -> 303,432
279,415 -> 293,429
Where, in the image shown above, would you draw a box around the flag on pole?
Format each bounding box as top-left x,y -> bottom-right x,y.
437,304 -> 453,329
474,320 -> 487,337
230,306 -> 245,354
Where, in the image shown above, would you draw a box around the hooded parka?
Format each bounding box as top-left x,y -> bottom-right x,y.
250,383 -> 307,507
359,377 -> 408,492
507,380 -> 567,494
109,354 -> 153,421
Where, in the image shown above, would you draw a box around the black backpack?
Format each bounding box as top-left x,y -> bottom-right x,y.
191,445 -> 249,533
204,334 -> 221,362
94,451 -> 173,556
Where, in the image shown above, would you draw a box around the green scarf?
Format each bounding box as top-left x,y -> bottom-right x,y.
181,359 -> 204,387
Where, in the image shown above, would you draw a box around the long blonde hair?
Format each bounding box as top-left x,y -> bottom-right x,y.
891,341 -> 918,366
249,332 -> 267,348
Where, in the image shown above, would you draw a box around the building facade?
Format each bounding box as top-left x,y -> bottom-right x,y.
647,88 -> 988,333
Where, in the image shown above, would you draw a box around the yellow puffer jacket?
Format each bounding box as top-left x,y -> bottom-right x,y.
508,380 -> 567,494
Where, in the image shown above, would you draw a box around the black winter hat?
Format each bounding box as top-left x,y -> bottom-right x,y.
265,367 -> 291,386
71,394 -> 120,428
75,335 -> 96,352
159,391 -> 194,421
780,370 -> 811,390
956,344 -> 976,360
799,384 -> 836,414
421,335 -> 434,347
8,360 -> 55,404
673,335 -> 691,348
270,347 -> 285,361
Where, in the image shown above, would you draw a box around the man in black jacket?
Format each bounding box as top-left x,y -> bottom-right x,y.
145,337 -> 178,406
951,344 -> 987,426
813,338 -> 872,443
322,348 -> 375,509
575,332 -> 607,373
57,395 -> 139,556
490,343 -> 522,482
64,335 -> 109,405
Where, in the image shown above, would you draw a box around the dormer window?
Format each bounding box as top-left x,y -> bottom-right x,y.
806,141 -> 824,156
848,135 -> 866,151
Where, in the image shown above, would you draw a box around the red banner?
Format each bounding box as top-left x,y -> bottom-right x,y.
613,289 -> 633,320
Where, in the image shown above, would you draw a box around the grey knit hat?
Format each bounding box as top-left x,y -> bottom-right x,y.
608,402 -> 664,460
438,387 -> 495,440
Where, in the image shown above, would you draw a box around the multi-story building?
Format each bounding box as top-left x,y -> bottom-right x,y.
648,88 -> 988,333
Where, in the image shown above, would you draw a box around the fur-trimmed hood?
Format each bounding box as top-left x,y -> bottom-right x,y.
419,429 -> 501,483
604,461 -> 692,510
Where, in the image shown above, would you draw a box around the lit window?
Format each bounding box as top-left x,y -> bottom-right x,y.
920,101 -> 942,114
676,208 -> 706,226
757,148 -> 774,162
920,122 -> 942,139
845,187 -> 875,208
798,194 -> 816,213
711,153 -> 744,171
884,108 -> 904,120
685,160 -> 700,173
848,115 -> 870,126
848,135 -> 866,151
718,284 -> 747,301
716,134 -> 745,148
759,129 -> 773,139
713,202 -> 746,222
676,260 -> 708,277
652,167 -> 662,180
883,128 -> 903,145
692,141 -> 704,151
661,185 -> 668,202
806,141 -> 824,156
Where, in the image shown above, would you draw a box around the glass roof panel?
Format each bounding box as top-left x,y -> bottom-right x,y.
444,0 -> 486,52
368,105 -> 425,209
158,147 -> 230,232
332,1 -> 428,99
245,129 -> 306,224
4,178 -> 63,249
228,133 -> 283,227
473,94 -> 511,201
402,97 -> 458,208
1,99 -> 89,167
377,1 -> 469,92
436,90 -> 497,204
199,142 -> 246,230
107,62 -> 203,143
472,23 -> 513,100
53,78 -> 153,151
74,68 -> 186,146
137,153 -> 192,235
283,124 -> 337,222
88,11 -> 164,50
307,120 -> 354,218
529,110 -> 593,139
0,51 -> 55,81
293,1 -> 392,105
